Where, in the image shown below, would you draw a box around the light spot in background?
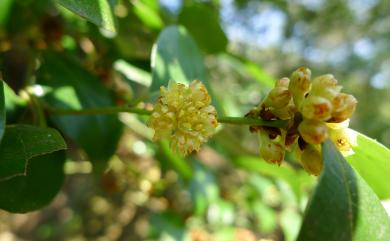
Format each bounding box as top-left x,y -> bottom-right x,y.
371,73 -> 387,89
133,140 -> 147,155
303,46 -> 327,63
348,0 -> 379,22
382,199 -> 390,216
371,59 -> 390,89
327,44 -> 350,66
221,0 -> 286,48
159,0 -> 182,14
30,85 -> 45,97
354,38 -> 375,59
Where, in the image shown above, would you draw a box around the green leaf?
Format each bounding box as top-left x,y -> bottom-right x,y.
178,3 -> 227,53
55,0 -> 117,32
189,161 -> 219,216
0,0 -> 13,26
158,140 -> 192,181
235,156 -> 314,201
151,25 -> 223,114
114,59 -> 152,87
347,130 -> 390,199
297,140 -> 390,241
38,51 -> 123,166
0,151 -> 66,213
151,25 -> 207,90
0,125 -> 67,181
0,81 -> 5,143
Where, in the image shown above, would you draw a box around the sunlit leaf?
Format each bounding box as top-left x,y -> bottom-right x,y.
297,140 -> 390,241
132,0 -> 163,29
347,130 -> 390,199
56,0 -> 117,32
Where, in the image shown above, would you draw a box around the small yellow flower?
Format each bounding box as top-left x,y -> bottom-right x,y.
148,80 -> 218,156
327,120 -> 357,155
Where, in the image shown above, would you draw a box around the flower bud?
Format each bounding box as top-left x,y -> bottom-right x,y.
258,132 -> 285,165
289,67 -> 312,108
300,145 -> 323,176
311,74 -> 342,101
270,102 -> 296,120
300,95 -> 333,121
331,93 -> 357,122
298,119 -> 328,145
275,77 -> 290,88
263,87 -> 292,108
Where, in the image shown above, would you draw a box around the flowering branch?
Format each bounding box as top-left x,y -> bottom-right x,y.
48,106 -> 288,128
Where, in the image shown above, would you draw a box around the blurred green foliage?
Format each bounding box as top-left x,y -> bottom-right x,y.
0,0 -> 389,241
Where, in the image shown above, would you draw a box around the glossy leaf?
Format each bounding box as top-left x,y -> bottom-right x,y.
0,80 -> 5,143
178,3 -> 227,53
347,130 -> 390,199
38,51 -> 123,165
297,140 -> 390,241
56,0 -> 117,32
0,125 -> 67,181
0,151 -> 66,213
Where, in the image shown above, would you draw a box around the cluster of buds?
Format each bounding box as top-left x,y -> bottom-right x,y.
148,80 -> 218,156
247,67 -> 358,175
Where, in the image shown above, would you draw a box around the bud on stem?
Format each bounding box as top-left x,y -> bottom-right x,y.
298,119 -> 328,145
301,144 -> 323,176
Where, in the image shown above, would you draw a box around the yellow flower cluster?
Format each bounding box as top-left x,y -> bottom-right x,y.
148,80 -> 218,156
247,67 -> 358,175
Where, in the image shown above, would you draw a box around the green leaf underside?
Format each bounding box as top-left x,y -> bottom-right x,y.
0,80 -> 5,143
151,25 -> 223,114
56,0 -> 116,32
38,51 -> 123,164
0,125 -> 67,181
298,140 -> 390,241
347,131 -> 390,199
0,151 -> 66,213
